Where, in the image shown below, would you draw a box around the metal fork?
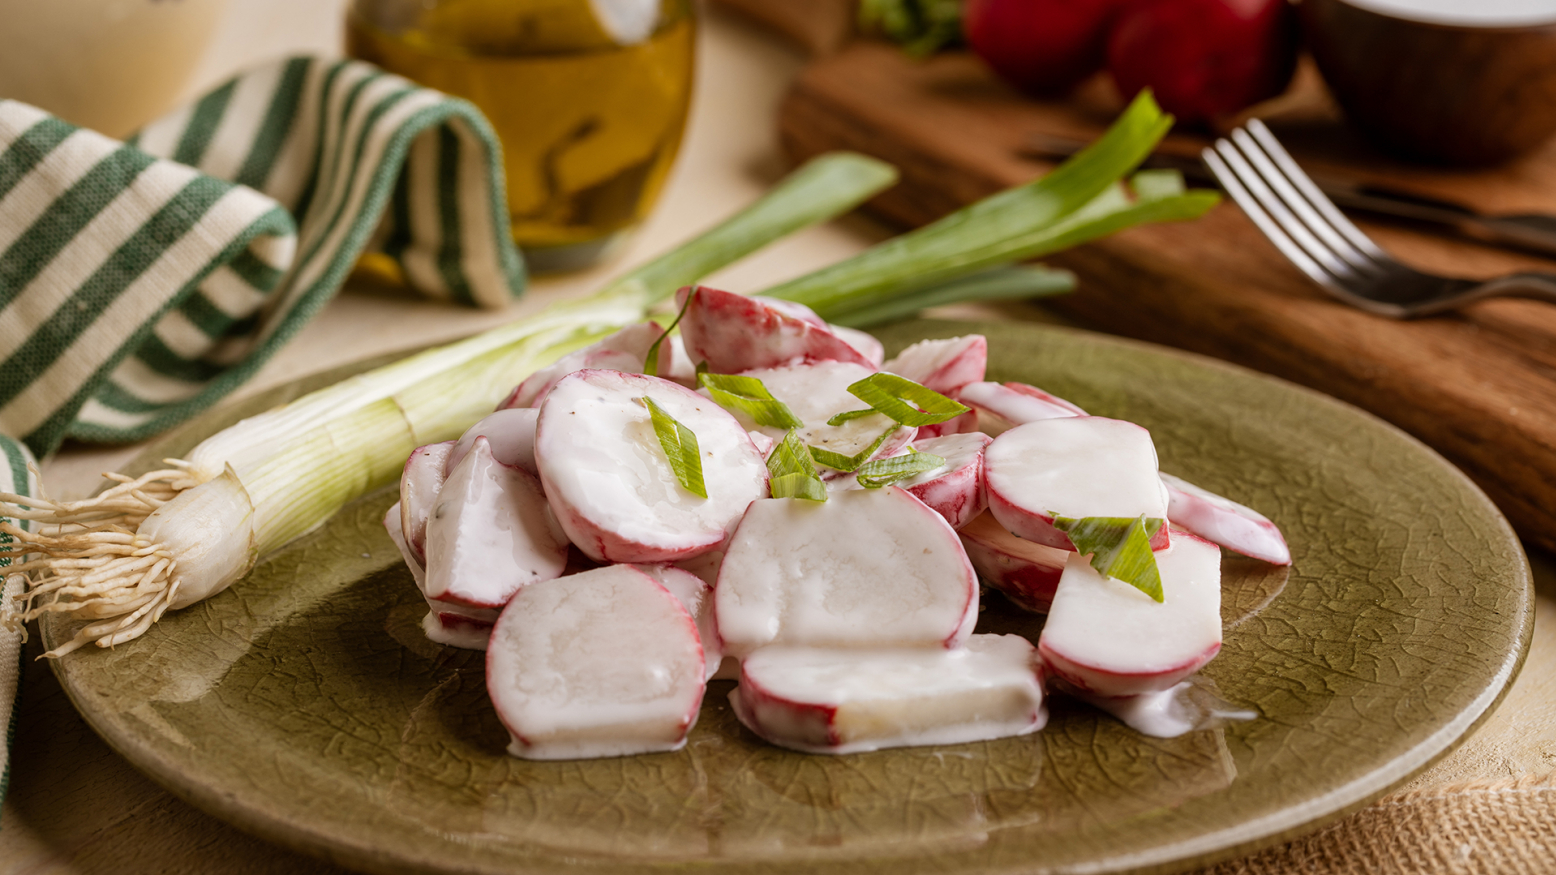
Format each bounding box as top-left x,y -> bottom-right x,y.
1201,119 -> 1556,318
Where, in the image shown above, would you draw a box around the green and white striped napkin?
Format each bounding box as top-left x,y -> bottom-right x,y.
0,54 -> 526,815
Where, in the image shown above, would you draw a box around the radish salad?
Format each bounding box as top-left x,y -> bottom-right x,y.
384,286 -> 1290,760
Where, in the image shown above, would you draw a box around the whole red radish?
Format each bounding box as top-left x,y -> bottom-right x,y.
964,0 -> 1128,97
1107,0 -> 1298,124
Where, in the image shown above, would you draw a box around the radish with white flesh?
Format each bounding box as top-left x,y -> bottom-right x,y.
662,335 -> 699,388
958,511 -> 1069,612
422,602 -> 499,651
1039,531 -> 1222,697
730,634 -> 1044,754
383,501 -> 424,589
635,563 -> 724,681
985,417 -> 1170,551
1162,472 -> 1291,565
957,381 -> 1085,436
399,441 -> 454,564
714,488 -> 978,658
501,321 -> 670,409
829,324 -> 886,367
753,295 -> 827,326
915,408 -> 979,439
487,565 -> 706,759
882,335 -> 987,394
447,408 -> 539,475
730,361 -> 913,475
678,286 -> 873,373
424,437 -> 569,608
898,432 -> 991,529
537,369 -> 768,563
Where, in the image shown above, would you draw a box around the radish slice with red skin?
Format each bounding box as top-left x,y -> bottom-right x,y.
487,564 -> 706,760
729,635 -> 1044,755
1161,473 -> 1291,565
752,295 -> 826,327
662,335 -> 699,388
384,501 -> 426,589
500,321 -> 670,409
829,324 -> 885,368
536,369 -> 768,563
1039,531 -> 1222,697
882,335 -> 987,395
422,610 -> 495,651
728,362 -> 914,476
424,437 -> 570,609
447,408 -> 538,475
714,488 -> 978,658
678,286 -> 873,373
634,563 -> 724,681
958,511 -> 1068,613
899,432 -> 991,530
956,381 -> 1084,436
915,408 -> 978,439
985,417 -> 1170,551
400,441 -> 454,564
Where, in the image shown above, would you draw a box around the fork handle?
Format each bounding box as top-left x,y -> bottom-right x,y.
1478,272 -> 1556,305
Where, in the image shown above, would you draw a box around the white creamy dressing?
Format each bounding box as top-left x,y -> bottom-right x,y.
421,611 -> 493,651
1072,676 -> 1257,739
733,362 -> 912,463
986,417 -> 1170,520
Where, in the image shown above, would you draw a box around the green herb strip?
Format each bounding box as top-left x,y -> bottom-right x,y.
642,396 -> 707,499
643,288 -> 698,377
808,425 -> 900,473
699,373 -> 805,430
845,373 -> 969,427
768,428 -> 826,501
826,407 -> 880,426
1052,515 -> 1166,602
855,451 -> 946,489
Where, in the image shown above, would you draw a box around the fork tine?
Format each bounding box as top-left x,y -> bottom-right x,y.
1246,119 -> 1391,262
1229,128 -> 1384,275
1210,138 -> 1359,282
1201,146 -> 1339,291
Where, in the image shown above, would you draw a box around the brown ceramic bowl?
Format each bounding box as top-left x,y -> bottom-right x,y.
1301,0 -> 1556,166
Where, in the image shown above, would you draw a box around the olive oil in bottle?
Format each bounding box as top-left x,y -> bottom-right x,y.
347,0 -> 696,272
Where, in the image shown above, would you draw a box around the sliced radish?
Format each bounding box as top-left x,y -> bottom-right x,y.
400,441 -> 454,564
678,286 -> 873,373
956,381 -> 1085,436
752,295 -> 827,327
424,437 -> 570,609
985,417 -> 1170,551
447,407 -> 539,475
899,432 -> 991,530
487,565 -> 706,760
915,408 -> 979,439
714,488 -> 978,658
422,610 -> 495,651
731,361 -> 914,474
1161,472 -> 1291,565
829,324 -> 886,368
384,501 -> 426,589
536,369 -> 768,563
500,321 -> 668,409
958,511 -> 1069,613
661,335 -> 699,388
1038,531 -> 1222,697
882,335 -> 987,394
729,635 -> 1044,754
635,563 -> 724,682
746,430 -> 777,459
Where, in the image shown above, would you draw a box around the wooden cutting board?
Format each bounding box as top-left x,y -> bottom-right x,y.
780,42 -> 1556,554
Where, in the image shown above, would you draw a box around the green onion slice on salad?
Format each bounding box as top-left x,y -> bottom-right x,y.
699,373 -> 805,430
768,429 -> 827,501
1052,515 -> 1166,602
854,451 -> 946,489
843,373 -> 969,427
642,396 -> 708,499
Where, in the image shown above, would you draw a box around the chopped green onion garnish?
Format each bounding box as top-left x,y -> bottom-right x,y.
826,408 -> 879,426
643,289 -> 697,377
808,425 -> 900,472
845,373 -> 969,427
855,452 -> 946,488
699,373 -> 805,429
1052,515 -> 1165,602
642,397 -> 707,499
768,429 -> 827,501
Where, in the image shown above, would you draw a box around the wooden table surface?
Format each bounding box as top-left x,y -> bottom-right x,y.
3,3 -> 1555,874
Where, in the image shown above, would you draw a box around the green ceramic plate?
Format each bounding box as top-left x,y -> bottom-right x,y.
45,319 -> 1532,875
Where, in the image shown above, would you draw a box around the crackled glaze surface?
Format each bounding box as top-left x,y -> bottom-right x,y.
45,320 -> 1532,875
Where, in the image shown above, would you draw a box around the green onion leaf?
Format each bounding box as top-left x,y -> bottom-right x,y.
845,373 -> 969,427
808,425 -> 900,472
642,397 -> 707,499
826,408 -> 879,426
768,429 -> 827,501
699,373 -> 805,429
855,452 -> 946,488
1052,515 -> 1166,602
643,289 -> 697,377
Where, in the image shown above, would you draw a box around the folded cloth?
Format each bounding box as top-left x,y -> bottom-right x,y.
0,54 -> 524,815
0,436 -> 37,812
